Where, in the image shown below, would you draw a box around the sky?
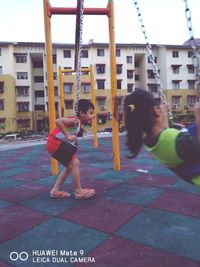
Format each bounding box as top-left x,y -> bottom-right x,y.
1,0 -> 200,45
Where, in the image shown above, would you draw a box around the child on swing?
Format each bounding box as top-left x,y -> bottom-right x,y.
46,99 -> 95,199
124,89 -> 200,186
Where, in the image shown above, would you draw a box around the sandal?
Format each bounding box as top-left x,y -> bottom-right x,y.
50,191 -> 71,199
75,188 -> 95,199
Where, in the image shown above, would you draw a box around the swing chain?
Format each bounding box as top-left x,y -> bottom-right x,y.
75,0 -> 84,117
183,0 -> 200,92
133,0 -> 166,104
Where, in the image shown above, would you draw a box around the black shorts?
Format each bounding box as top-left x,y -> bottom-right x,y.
52,141 -> 77,167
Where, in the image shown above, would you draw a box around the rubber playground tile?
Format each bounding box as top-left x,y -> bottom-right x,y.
0,200 -> 10,209
171,180 -> 200,195
13,170 -> 50,181
93,169 -> 137,183
75,236 -> 200,267
149,167 -> 178,177
0,177 -> 22,190
0,260 -> 10,267
117,208 -> 200,262
104,183 -> 164,205
0,204 -> 49,243
0,183 -> 51,202
60,198 -> 143,234
20,192 -> 79,216
130,174 -> 178,188
0,167 -> 29,178
150,191 -> 200,217
0,218 -> 108,267
35,174 -> 73,187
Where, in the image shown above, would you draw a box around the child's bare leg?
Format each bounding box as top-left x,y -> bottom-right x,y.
50,167 -> 71,198
69,158 -> 95,199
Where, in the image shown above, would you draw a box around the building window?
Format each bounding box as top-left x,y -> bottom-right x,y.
127,83 -> 134,93
188,80 -> 195,89
97,49 -> 104,56
34,76 -> 44,83
97,97 -> 106,109
96,64 -> 105,74
81,50 -> 88,58
82,83 -> 90,93
0,81 -> 4,93
127,70 -> 134,79
148,84 -> 158,93
17,119 -> 30,128
97,79 -> 105,89
0,48 -> 1,56
53,54 -> 57,64
97,114 -> 107,124
188,51 -> 193,58
35,105 -> 45,111
172,51 -> 179,58
15,55 -> 27,63
0,66 -> 2,75
53,72 -> 57,80
17,102 -> 29,112
17,72 -> 28,79
188,95 -> 197,105
172,81 -> 181,90
117,79 -> 122,89
147,70 -> 155,79
116,64 -> 123,74
187,65 -> 194,74
172,96 -> 181,105
16,86 -> 29,96
0,100 -> 4,110
35,91 -> 44,97
135,74 -> 140,81
64,83 -> 73,93
116,49 -> 121,57
63,67 -> 72,75
65,100 -> 73,109
63,50 -> 71,58
172,66 -> 180,74
126,56 -> 132,64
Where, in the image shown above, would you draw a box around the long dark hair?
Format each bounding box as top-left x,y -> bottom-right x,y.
124,89 -> 157,157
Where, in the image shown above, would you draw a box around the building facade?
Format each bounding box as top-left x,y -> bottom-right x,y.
0,40 -> 199,133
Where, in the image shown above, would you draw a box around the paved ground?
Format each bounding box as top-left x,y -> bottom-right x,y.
0,135 -> 200,267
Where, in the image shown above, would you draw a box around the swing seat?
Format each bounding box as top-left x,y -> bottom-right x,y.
52,141 -> 77,167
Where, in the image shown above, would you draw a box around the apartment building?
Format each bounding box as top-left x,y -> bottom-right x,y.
0,40 -> 199,133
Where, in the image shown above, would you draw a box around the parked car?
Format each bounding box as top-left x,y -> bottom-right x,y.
0,133 -> 21,142
103,127 -> 112,133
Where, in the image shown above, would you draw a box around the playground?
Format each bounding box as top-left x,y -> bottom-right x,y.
0,135 -> 200,266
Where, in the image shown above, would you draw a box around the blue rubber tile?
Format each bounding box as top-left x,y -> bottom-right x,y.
104,184 -> 164,205
20,192 -> 79,216
35,174 -> 72,186
171,180 -> 200,194
0,200 -> 10,209
93,170 -> 137,183
0,168 -> 28,178
76,236 -> 200,267
149,167 -> 178,177
0,178 -> 22,190
0,218 -> 108,267
117,208 -> 200,262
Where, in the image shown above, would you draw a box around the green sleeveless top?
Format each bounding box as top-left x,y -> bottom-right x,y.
145,128 -> 200,186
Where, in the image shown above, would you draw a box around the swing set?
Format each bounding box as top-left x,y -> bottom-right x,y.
43,0 -> 120,175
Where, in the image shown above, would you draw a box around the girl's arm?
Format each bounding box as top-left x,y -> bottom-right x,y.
194,102 -> 200,143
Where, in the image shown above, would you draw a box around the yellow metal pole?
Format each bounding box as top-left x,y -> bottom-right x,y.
108,0 -> 120,170
90,64 -> 98,147
43,0 -> 58,175
58,66 -> 65,117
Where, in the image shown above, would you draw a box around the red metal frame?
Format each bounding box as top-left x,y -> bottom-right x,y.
48,7 -> 110,17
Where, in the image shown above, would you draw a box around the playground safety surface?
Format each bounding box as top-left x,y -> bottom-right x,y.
0,135 -> 200,267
